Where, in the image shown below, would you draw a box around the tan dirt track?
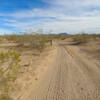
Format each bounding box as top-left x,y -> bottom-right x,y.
21,44 -> 100,100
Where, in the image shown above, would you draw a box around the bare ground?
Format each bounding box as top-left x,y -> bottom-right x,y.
19,40 -> 100,100
1,40 -> 100,100
13,45 -> 57,100
0,42 -> 57,100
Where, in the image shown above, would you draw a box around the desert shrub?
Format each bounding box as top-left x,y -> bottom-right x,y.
70,34 -> 100,45
0,52 -> 9,63
1,34 -> 66,51
0,94 -> 12,100
10,35 -> 49,51
3,35 -> 18,42
0,51 -> 21,99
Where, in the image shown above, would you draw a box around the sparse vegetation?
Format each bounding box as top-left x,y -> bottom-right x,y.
2,34 -> 53,51
68,34 -> 100,45
0,33 -> 100,100
72,34 -> 100,41
0,51 -> 21,100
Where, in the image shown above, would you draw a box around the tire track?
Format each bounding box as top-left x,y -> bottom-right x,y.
22,44 -> 100,100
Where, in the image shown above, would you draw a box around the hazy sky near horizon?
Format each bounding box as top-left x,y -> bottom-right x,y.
0,0 -> 100,34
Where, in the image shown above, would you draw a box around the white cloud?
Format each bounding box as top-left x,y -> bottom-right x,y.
41,16 -> 100,34
0,28 -> 13,35
9,10 -> 35,18
1,0 -> 100,34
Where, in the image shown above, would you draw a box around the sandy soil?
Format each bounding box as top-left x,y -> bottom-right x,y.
1,40 -> 100,100
0,42 -> 56,100
13,45 -> 57,100
79,41 -> 100,65
19,40 -> 100,100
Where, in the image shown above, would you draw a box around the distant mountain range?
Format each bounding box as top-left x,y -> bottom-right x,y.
48,33 -> 70,35
59,33 -> 69,35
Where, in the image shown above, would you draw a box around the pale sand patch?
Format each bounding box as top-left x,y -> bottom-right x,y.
13,45 -> 57,100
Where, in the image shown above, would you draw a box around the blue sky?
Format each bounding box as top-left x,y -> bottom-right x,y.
0,0 -> 100,34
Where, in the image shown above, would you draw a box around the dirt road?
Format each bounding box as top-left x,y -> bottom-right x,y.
22,44 -> 100,100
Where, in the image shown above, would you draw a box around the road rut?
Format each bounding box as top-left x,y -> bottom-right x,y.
22,45 -> 100,100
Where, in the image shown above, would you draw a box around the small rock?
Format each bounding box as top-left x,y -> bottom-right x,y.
23,63 -> 30,67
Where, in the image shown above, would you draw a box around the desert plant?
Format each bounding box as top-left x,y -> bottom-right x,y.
0,94 -> 12,100
0,51 -> 21,100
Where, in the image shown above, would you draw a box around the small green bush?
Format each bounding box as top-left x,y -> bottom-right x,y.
0,51 -> 21,99
0,94 -> 12,100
